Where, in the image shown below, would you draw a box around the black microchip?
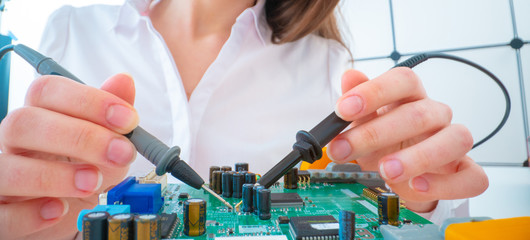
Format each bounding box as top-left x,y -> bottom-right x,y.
278,216 -> 290,224
271,193 -> 303,207
289,215 -> 339,240
160,213 -> 179,238
178,192 -> 189,199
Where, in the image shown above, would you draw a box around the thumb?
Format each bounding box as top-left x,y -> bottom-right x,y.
100,73 -> 136,105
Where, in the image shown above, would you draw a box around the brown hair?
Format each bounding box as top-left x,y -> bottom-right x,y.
265,0 -> 345,47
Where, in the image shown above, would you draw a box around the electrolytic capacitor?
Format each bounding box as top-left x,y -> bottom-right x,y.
339,210 -> 355,240
212,170 -> 223,194
232,173 -> 244,198
257,188 -> 271,220
82,211 -> 109,240
222,171 -> 234,198
183,199 -> 207,236
134,214 -> 161,240
245,172 -> 256,184
242,183 -> 254,213
283,168 -> 298,189
221,166 -> 232,172
108,213 -> 134,240
235,162 -> 249,172
253,185 -> 265,215
378,192 -> 400,226
209,166 -> 220,185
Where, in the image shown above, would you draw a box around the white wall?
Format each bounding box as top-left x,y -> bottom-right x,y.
2,0 -> 529,219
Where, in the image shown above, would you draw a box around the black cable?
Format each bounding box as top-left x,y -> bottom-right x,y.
0,44 -> 14,60
395,53 -> 511,149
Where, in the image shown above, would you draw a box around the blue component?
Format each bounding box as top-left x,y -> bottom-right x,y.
107,176 -> 163,214
0,34 -> 12,121
76,205 -> 130,231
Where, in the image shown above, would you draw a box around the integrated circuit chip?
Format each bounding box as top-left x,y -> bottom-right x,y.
271,193 -> 304,208
289,215 -> 339,240
160,213 -> 179,238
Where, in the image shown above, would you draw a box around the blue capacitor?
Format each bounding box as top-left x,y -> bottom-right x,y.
257,188 -> 271,220
232,173 -> 244,198
242,184 -> 254,213
253,185 -> 265,215
222,171 -> 234,198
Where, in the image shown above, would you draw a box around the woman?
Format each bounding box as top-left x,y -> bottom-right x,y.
0,0 -> 488,239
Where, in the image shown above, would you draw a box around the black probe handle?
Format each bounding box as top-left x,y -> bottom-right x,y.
13,44 -> 205,189
309,112 -> 351,147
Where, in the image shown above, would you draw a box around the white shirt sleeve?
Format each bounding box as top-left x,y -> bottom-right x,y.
38,6 -> 73,61
416,199 -> 470,225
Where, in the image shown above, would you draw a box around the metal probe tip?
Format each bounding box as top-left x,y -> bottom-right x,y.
202,185 -> 233,209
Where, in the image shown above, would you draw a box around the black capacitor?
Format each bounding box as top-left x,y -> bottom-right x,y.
235,162 -> 249,172
222,171 -> 234,198
339,210 -> 355,240
245,172 -> 256,184
242,183 -> 254,213
253,185 -> 265,215
257,188 -> 271,220
134,214 -> 161,240
232,173 -> 244,198
212,170 -> 223,194
283,168 -> 298,189
108,213 -> 134,240
82,211 -> 109,240
221,166 -> 232,172
378,192 -> 400,226
183,199 -> 207,236
209,166 -> 220,185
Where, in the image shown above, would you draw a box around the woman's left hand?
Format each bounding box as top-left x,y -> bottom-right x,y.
327,68 -> 489,213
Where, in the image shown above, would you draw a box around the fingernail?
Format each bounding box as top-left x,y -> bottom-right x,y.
107,138 -> 135,165
410,176 -> 429,192
336,95 -> 363,119
75,168 -> 103,192
40,199 -> 68,220
327,139 -> 352,162
380,159 -> 404,180
106,104 -> 138,129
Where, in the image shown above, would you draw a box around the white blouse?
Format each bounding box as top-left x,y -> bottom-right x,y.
39,0 -> 464,225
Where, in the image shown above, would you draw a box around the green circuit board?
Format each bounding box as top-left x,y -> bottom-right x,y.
160,182 -> 431,239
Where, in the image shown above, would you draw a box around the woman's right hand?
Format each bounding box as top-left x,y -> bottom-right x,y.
0,73 -> 139,240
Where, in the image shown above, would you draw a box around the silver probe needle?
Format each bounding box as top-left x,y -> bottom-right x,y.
202,185 -> 233,209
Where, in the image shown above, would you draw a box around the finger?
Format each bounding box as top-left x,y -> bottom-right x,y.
379,124 -> 473,183
340,69 -> 369,94
100,73 -> 136,105
408,157 -> 488,200
0,154 -> 102,197
0,198 -> 68,239
0,107 -> 136,167
328,99 -> 452,163
24,74 -> 138,134
335,67 -> 427,121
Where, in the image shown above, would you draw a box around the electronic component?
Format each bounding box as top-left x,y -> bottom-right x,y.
362,187 -> 387,202
242,183 -> 254,213
108,213 -> 134,240
339,210 -> 355,240
283,168 -> 298,189
270,193 -> 304,208
378,192 -> 400,226
138,170 -> 168,191
77,205 -> 130,231
178,192 -> 189,199
134,214 -> 161,240
235,162 -> 249,172
107,177 -> 163,214
222,171 -> 234,198
209,166 -> 220,185
289,215 -> 339,240
245,172 -> 256,184
252,185 -> 265,215
160,213 -> 179,239
257,188 -> 272,220
82,211 -> 109,240
232,173 -> 244,198
183,199 -> 207,236
380,224 -> 443,240
278,216 -> 290,224
221,166 -> 232,172
212,170 -> 223,194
